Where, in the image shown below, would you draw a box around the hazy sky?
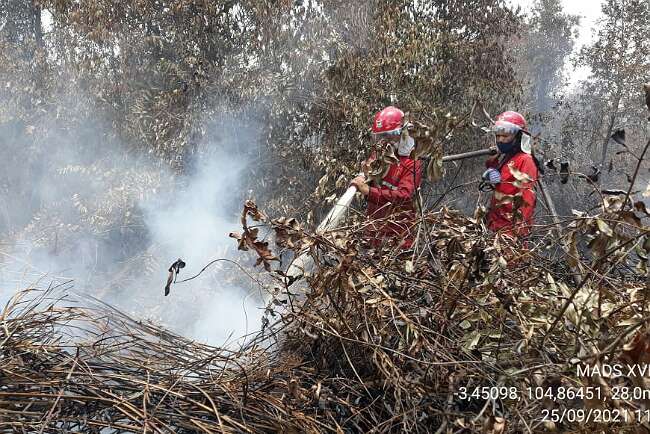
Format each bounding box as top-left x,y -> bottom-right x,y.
509,0 -> 604,85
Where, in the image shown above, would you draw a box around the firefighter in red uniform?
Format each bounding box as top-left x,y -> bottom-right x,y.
350,106 -> 423,249
482,111 -> 538,238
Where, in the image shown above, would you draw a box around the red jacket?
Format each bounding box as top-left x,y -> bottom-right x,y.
366,156 -> 423,248
486,152 -> 538,237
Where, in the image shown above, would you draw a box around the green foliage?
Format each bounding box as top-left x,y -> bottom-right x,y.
1,0 -> 526,242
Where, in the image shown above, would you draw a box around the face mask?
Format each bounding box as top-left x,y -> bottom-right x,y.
397,136 -> 415,156
496,140 -> 515,154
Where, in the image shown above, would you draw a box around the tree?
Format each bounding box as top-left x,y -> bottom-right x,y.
0,0 -> 49,231
0,0 -> 527,270
517,0 -> 579,127
578,0 -> 650,182
289,0 -> 525,218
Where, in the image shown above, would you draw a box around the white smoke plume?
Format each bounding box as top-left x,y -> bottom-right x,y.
130,115 -> 267,346
0,108 -> 267,348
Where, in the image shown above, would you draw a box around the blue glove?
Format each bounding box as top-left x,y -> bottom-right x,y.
482,168 -> 501,184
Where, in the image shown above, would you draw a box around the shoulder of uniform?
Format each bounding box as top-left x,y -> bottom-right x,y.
511,153 -> 538,177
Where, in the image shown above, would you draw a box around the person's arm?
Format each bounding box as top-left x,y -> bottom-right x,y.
485,149 -> 500,168
483,150 -> 501,184
350,175 -> 370,195
368,160 -> 422,204
350,152 -> 378,195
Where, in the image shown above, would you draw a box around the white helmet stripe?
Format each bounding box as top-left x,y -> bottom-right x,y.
492,120 -> 521,135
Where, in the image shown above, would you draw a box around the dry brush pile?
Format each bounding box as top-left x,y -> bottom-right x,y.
2,183 -> 650,433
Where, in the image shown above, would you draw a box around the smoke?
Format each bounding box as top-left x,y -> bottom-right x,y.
0,101 -> 267,347
0,3 -> 353,346
126,114 -> 267,346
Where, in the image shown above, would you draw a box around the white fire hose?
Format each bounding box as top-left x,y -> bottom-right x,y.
283,148 -> 498,283
284,181 -> 360,281
268,148 -> 498,320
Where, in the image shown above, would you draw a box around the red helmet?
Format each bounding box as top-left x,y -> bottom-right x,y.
493,111 -> 527,135
372,106 -> 404,136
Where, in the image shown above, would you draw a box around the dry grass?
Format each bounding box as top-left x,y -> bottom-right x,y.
1,196 -> 649,433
